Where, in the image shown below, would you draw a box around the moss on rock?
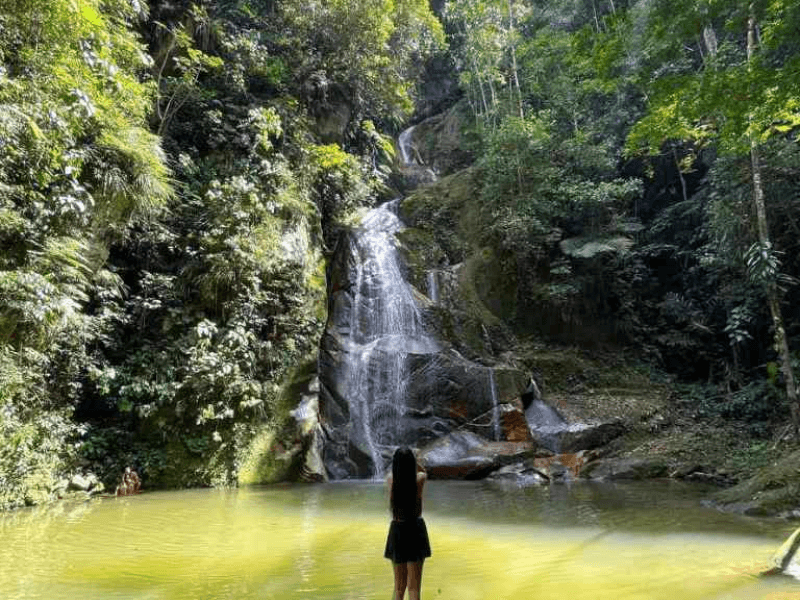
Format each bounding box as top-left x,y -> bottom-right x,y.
396,227 -> 446,290
400,168 -> 479,266
238,428 -> 304,485
411,99 -> 477,176
237,357 -> 319,486
713,446 -> 800,515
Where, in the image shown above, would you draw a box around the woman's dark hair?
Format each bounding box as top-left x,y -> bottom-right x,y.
390,446 -> 419,521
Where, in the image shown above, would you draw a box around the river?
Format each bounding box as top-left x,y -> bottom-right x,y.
1,481 -> 798,599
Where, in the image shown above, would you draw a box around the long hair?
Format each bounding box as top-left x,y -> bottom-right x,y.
390,446 -> 419,521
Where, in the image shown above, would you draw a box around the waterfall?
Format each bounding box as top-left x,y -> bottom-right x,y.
525,399 -> 567,452
488,368 -> 500,441
427,270 -> 438,303
334,200 -> 439,477
398,124 -> 437,183
398,125 -> 416,165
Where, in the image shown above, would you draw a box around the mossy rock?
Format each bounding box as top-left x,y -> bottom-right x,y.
237,356 -> 319,486
467,247 -> 518,325
411,99 -> 477,176
396,227 -> 446,290
400,167 -> 482,265
238,428 -> 304,485
714,446 -> 800,515
399,167 -> 519,357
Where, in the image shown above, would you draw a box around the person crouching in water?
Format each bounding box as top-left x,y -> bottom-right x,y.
385,446 -> 431,600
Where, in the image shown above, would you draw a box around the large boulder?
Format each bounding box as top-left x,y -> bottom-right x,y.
409,101 -> 474,176
418,430 -> 535,479
487,460 -> 550,484
462,404 -> 533,442
401,353 -> 529,445
528,419 -> 627,454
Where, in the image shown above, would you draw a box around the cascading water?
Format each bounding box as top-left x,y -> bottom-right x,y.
333,199 -> 439,477
488,368 -> 500,441
319,125 -> 516,479
426,270 -> 439,303
398,125 -> 417,165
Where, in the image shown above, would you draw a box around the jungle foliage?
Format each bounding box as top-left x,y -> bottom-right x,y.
0,0 -> 440,507
441,0 -> 800,435
2,0 -> 800,508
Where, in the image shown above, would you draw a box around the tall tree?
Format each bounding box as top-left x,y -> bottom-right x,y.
627,0 -> 800,431
745,5 -> 798,432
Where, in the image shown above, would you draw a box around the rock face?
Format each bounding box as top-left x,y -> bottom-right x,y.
318,198 -> 530,479
408,101 -> 474,176
319,324 -> 531,478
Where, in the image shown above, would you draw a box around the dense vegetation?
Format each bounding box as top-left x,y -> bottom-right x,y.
1,0 -> 799,509
438,0 -> 800,434
0,0 -> 441,508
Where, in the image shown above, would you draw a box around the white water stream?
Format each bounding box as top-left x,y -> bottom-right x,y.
340,200 -> 438,476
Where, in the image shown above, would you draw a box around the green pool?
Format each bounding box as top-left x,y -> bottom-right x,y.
1,480 -> 798,599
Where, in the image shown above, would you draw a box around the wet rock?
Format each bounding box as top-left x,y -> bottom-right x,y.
410,102 -> 474,176
418,430 -> 534,480
487,460 -> 550,484
67,472 -> 101,493
403,354 -> 529,438
320,317 -> 530,477
290,377 -> 327,483
532,451 -> 596,480
555,419 -> 627,453
463,403 -> 533,442
582,457 -> 670,480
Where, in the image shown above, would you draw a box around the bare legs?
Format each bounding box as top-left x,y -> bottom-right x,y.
408,560 -> 424,600
392,563 -> 407,600
392,561 -> 424,600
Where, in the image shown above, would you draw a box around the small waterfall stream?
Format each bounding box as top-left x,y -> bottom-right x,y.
488,368 -> 500,441
426,270 -> 439,303
398,125 -> 417,165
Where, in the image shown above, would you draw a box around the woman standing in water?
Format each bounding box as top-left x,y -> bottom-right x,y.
385,446 -> 431,600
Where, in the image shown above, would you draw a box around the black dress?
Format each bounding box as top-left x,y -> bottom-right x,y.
384,516 -> 432,563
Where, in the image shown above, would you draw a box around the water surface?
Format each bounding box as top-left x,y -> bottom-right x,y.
1,480 -> 799,599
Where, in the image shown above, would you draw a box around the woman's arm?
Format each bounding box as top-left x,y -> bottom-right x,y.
416,462 -> 427,487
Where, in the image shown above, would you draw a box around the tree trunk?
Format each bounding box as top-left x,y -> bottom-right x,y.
470,54 -> 490,120
507,0 -> 524,119
747,6 -> 799,434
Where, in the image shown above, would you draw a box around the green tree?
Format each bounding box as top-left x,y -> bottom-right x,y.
627,0 -> 800,431
278,0 -> 444,128
0,0 -> 170,507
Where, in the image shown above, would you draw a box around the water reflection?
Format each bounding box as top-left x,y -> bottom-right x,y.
0,481 -> 797,600
296,485 -> 320,594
